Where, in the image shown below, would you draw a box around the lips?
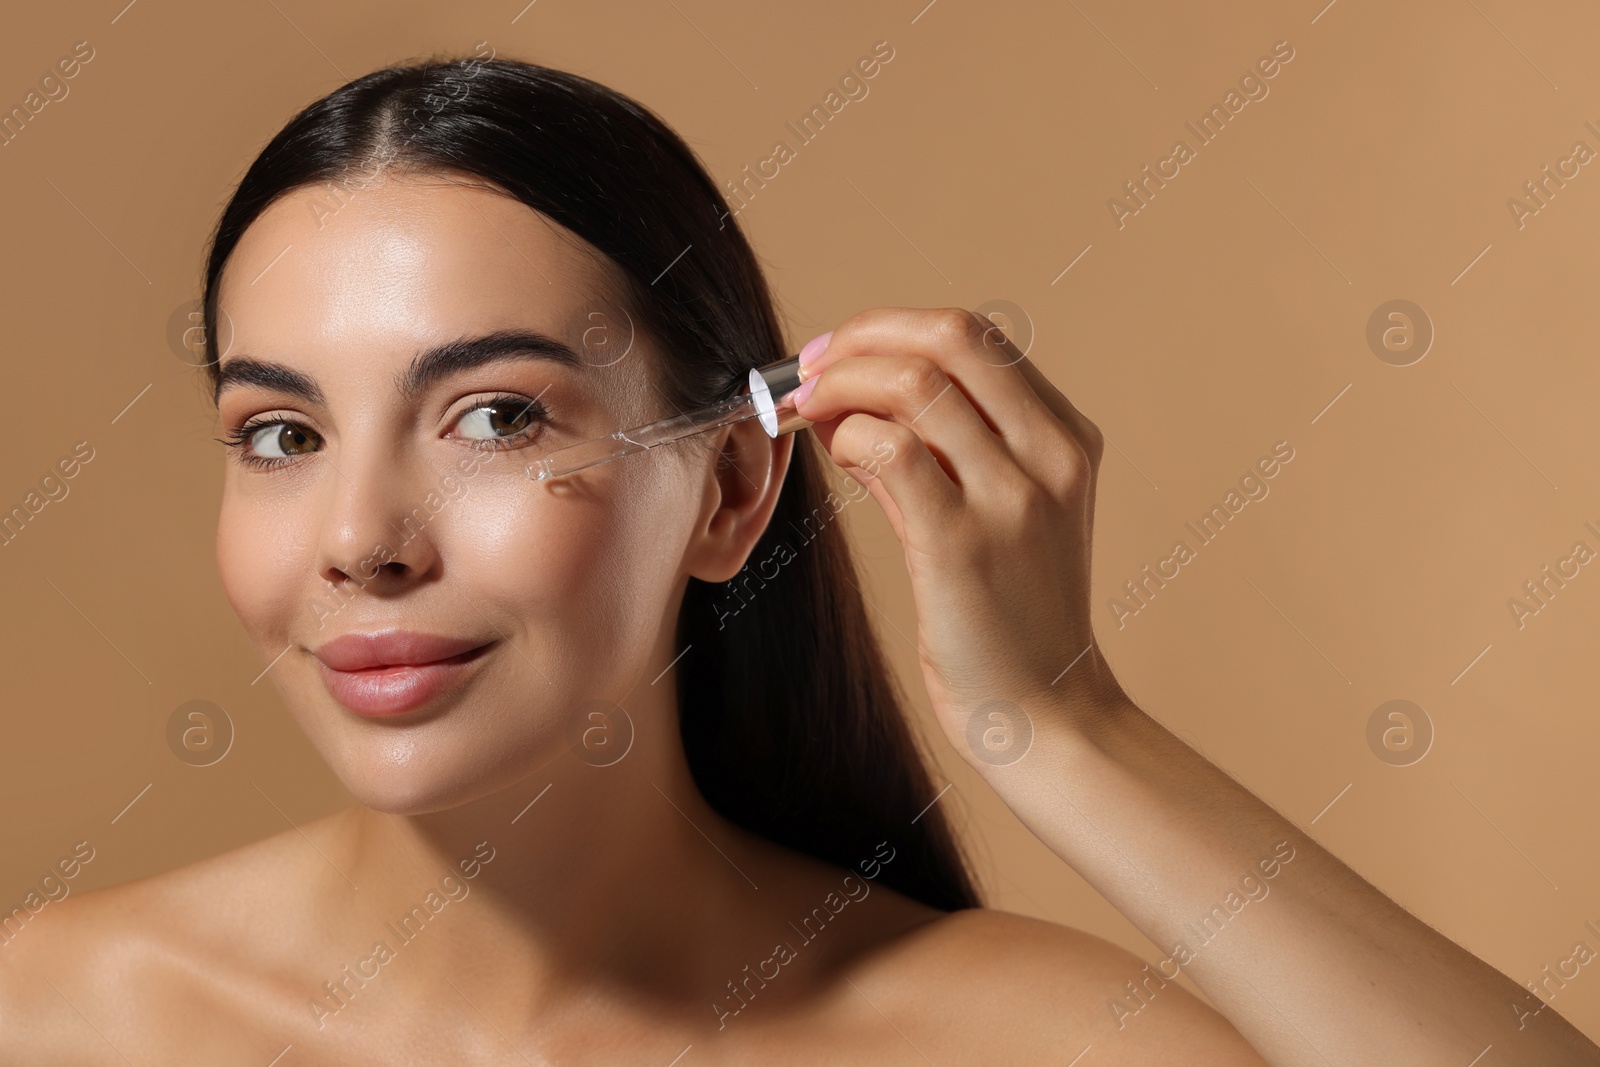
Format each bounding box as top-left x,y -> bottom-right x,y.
312,630 -> 493,717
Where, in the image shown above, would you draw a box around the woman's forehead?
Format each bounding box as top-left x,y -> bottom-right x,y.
218,174 -> 623,360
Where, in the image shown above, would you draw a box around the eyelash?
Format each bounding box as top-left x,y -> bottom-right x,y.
216,393 -> 553,472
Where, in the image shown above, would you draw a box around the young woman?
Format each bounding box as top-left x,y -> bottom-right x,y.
3,53 -> 1594,1065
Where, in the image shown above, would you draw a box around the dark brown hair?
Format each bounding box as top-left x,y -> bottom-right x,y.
198,51 -> 980,911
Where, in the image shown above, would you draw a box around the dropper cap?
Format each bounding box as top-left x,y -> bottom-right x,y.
748,355 -> 813,437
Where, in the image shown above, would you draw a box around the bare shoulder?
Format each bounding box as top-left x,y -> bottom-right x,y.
0,822 -> 332,1063
838,907 -> 1269,1065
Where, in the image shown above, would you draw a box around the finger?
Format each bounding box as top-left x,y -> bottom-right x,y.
801,307 -> 1061,449
1014,351 -> 1105,538
809,410 -> 960,545
794,353 -> 1014,497
1012,353 -> 1105,469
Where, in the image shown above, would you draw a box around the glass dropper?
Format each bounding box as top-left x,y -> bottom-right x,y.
524,354 -> 811,482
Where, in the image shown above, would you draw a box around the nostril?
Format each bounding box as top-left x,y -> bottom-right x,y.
343,560 -> 404,583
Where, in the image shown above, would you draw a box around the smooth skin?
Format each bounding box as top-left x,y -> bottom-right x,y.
0,169 -> 1580,1064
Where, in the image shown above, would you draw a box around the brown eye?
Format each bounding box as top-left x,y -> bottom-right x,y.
453,395 -> 550,442
248,422 -> 321,458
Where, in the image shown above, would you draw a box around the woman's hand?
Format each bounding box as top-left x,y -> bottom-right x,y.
787,306 -> 1600,1066
789,306 -> 1127,765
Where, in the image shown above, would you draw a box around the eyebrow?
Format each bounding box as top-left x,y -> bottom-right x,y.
213,329 -> 584,406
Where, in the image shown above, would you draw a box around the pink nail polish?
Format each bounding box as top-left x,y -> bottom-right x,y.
798,330 -> 833,367
790,374 -> 819,408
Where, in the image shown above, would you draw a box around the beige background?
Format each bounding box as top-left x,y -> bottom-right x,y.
3,0 -> 1597,1039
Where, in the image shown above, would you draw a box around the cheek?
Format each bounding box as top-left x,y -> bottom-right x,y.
438,462 -> 691,654
216,494 -> 321,649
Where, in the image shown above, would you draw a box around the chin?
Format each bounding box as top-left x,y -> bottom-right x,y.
321,722 -> 564,816
347,782 -> 483,817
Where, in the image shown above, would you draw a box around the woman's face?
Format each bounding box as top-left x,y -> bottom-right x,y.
213,170 -> 725,813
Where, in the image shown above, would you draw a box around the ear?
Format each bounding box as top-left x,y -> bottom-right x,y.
683,416 -> 795,583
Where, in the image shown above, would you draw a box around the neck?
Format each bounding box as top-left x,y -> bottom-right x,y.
311,644 -> 770,1017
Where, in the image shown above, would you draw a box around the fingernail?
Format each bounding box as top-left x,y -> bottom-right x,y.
798,330 -> 833,368
790,374 -> 819,408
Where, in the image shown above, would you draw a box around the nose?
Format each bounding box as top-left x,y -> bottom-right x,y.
315,442 -> 445,595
